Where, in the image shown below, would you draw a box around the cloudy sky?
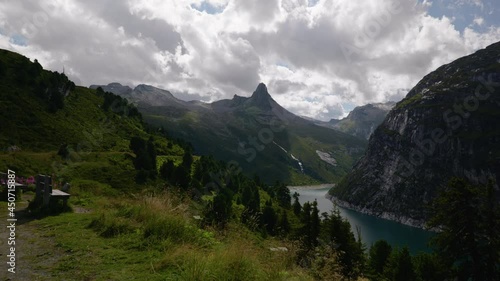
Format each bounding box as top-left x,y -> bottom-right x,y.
1,0 -> 499,120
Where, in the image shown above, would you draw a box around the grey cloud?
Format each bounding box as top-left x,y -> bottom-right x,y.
0,0 -> 186,87
185,31 -> 261,94
247,0 -> 466,103
269,79 -> 307,94
79,0 -> 182,52
171,90 -> 209,102
233,0 -> 280,23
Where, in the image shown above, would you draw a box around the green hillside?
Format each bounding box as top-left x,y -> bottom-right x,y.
98,82 -> 368,185
2,50 -> 141,152
0,49 -> 184,187
0,49 -> 363,280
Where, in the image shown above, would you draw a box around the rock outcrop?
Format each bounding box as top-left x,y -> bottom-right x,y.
330,41 -> 500,226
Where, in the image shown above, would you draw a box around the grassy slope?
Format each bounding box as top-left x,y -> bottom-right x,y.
0,49 -> 319,280
0,185 -> 314,280
142,108 -> 367,185
0,51 -> 143,151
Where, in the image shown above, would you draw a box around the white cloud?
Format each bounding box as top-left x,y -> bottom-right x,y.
473,16 -> 484,26
0,0 -> 499,121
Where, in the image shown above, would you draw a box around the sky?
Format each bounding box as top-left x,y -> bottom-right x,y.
0,0 -> 499,121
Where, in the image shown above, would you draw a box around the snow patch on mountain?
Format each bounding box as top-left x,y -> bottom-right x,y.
316,150 -> 337,166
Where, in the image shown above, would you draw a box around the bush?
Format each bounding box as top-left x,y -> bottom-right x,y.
143,216 -> 193,242
89,213 -> 134,238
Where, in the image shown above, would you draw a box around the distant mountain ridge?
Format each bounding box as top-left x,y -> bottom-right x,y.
91,82 -> 367,184
314,102 -> 395,140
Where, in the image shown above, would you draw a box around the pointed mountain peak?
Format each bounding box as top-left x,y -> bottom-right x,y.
248,83 -> 274,109
252,83 -> 270,98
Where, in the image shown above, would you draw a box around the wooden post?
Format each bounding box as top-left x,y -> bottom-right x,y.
36,174 -> 43,202
43,175 -> 52,206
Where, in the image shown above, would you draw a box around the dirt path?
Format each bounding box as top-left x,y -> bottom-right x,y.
0,194 -> 65,281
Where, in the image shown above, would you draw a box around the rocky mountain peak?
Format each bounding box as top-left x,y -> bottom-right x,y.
254,83 -> 268,94
248,83 -> 273,109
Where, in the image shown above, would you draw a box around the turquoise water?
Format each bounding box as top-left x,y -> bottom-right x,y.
290,186 -> 435,255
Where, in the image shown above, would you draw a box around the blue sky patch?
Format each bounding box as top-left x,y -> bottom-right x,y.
191,1 -> 226,14
308,0 -> 320,7
9,34 -> 28,46
424,0 -> 500,33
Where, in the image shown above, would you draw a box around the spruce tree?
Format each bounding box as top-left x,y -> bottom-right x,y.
384,247 -> 416,281
368,240 -> 392,278
300,202 -> 313,247
261,200 -> 277,235
204,189 -> 233,228
413,253 -> 448,281
310,200 -> 320,247
275,181 -> 291,208
160,160 -> 175,181
428,178 -> 500,281
278,210 -> 290,235
292,192 -> 301,216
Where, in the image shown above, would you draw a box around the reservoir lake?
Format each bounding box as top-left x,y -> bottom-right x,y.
290,185 -> 435,255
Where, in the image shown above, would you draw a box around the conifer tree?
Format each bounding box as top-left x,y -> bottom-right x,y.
160,160 -> 175,181
412,253 -> 448,281
310,200 -> 320,247
368,240 -> 392,278
261,200 -> 277,235
292,192 -> 301,216
204,189 -> 233,228
275,181 -> 291,208
323,207 -> 365,279
278,210 -> 290,235
300,202 -> 313,248
428,178 -> 500,281
384,247 -> 416,281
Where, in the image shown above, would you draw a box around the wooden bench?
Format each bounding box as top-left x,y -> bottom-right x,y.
36,175 -> 71,207
50,189 -> 71,205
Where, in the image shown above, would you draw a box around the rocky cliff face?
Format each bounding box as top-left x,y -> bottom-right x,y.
330,41 -> 500,227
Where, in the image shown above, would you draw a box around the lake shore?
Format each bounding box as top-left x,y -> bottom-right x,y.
288,183 -> 335,191
290,185 -> 435,253
288,184 -> 438,231
325,193 -> 438,232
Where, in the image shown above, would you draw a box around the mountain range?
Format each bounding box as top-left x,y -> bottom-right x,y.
90,83 -> 367,184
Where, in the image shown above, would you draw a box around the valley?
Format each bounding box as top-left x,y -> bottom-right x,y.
0,14 -> 499,280
90,82 -> 367,185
